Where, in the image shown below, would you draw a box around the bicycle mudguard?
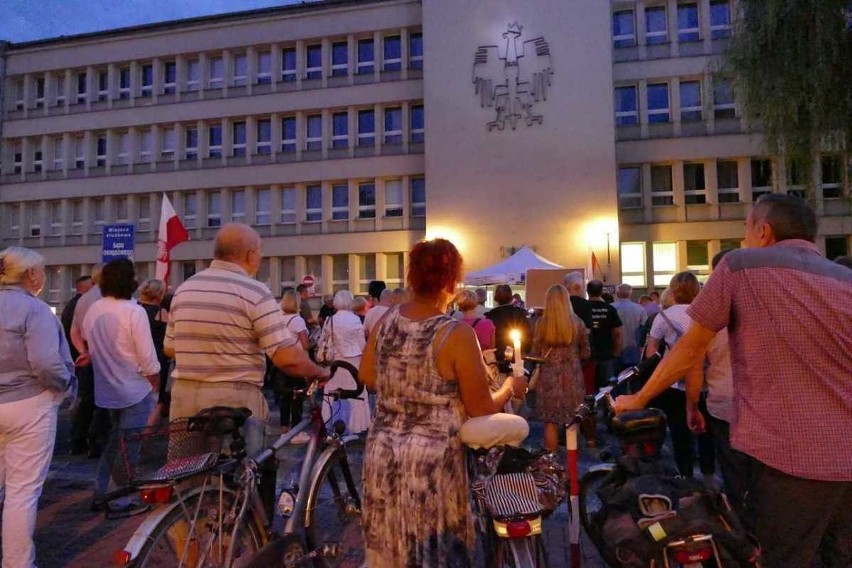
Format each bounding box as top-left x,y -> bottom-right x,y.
302,445 -> 350,530
120,484 -> 245,564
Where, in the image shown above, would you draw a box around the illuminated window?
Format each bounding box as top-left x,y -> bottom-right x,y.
620,242 -> 646,288
652,242 -> 677,287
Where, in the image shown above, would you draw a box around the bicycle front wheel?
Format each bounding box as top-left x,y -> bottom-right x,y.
305,446 -> 365,568
134,488 -> 266,568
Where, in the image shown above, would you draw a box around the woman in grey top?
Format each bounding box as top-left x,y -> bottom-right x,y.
0,246 -> 75,568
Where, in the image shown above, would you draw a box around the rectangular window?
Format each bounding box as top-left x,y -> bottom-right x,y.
358,109 -> 375,146
411,176 -> 426,217
208,124 -> 222,158
52,137 -> 64,170
786,160 -> 807,199
28,203 -> 41,237
713,77 -> 736,119
138,195 -> 151,232
95,134 -> 107,167
73,136 -> 85,169
332,41 -> 348,77
614,86 -> 638,125
383,35 -> 402,71
677,3 -> 700,42
115,198 -> 129,223
684,162 -> 707,204
208,56 -> 224,88
33,142 -> 43,173
384,107 -> 403,144
280,187 -> 296,223
686,241 -> 710,280
160,128 -> 176,160
186,60 -> 200,91
256,51 -> 271,84
7,204 -> 21,238
357,39 -> 375,75
305,44 -> 322,80
139,130 -> 153,162
12,78 -> 24,109
163,61 -> 177,94
358,255 -> 377,292
231,189 -> 245,222
185,127 -> 198,159
281,116 -> 296,153
409,32 -> 423,69
140,64 -> 153,97
620,242 -> 647,287
645,6 -> 668,45
751,158 -> 773,200
305,115 -> 322,151
232,121 -> 247,157
386,252 -> 404,287
56,75 -> 66,105
71,200 -> 83,234
50,201 -> 63,237
183,192 -> 197,229
76,72 -> 87,103
35,77 -> 45,107
612,10 -> 636,48
119,67 -> 131,99
116,132 -> 129,165
281,47 -> 296,82
90,71 -> 101,101
13,140 -> 22,173
679,80 -> 702,122
647,83 -> 670,123
256,188 -> 271,225
618,166 -> 642,208
410,104 -> 425,143
358,181 -> 376,218
385,179 -> 403,217
821,155 -> 843,199
332,183 -> 349,220
332,254 -> 349,291
651,165 -> 674,206
717,160 -> 740,202
652,242 -> 677,286
710,0 -> 732,39
256,119 -> 271,154
306,184 -> 322,222
92,198 -> 105,233
332,112 -> 349,148
233,54 -> 248,87
207,191 -> 221,227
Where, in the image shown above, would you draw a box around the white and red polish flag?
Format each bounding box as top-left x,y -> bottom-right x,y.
155,194 -> 190,284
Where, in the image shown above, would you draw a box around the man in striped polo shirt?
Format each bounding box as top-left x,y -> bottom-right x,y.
615,195 -> 852,567
164,223 -> 328,456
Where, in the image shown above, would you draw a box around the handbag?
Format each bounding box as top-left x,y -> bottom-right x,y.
527,347 -> 552,392
315,316 -> 336,364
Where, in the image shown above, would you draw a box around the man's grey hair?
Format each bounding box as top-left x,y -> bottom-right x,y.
616,283 -> 632,299
379,288 -> 393,304
333,289 -> 354,311
563,271 -> 585,294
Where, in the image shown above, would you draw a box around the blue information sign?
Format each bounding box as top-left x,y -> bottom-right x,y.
102,224 -> 135,263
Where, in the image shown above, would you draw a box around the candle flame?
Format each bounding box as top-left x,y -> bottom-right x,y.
509,329 -> 521,342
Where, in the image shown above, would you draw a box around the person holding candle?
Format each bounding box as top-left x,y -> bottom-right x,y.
531,284 -> 591,452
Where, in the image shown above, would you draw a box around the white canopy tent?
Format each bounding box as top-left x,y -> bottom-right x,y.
464,247 -> 564,286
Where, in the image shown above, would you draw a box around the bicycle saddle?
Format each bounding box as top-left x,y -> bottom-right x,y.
611,408 -> 667,438
192,406 -> 253,436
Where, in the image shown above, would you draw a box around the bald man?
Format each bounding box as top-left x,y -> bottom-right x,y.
164,223 -> 328,456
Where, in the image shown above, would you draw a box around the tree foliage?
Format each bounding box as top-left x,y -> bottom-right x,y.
725,0 -> 852,181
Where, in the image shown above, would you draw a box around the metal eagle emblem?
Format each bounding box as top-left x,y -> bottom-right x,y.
472,22 -> 554,131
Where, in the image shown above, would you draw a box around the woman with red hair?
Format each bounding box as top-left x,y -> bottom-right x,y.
360,239 -> 527,566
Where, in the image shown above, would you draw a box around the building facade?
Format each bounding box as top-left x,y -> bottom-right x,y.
0,0 -> 849,309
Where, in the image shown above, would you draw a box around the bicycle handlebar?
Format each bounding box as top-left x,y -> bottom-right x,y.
325,359 -> 365,401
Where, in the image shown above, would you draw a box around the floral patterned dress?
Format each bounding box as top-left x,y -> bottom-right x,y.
362,307 -> 473,567
534,319 -> 591,424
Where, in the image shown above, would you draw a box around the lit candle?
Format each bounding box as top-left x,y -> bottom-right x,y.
509,329 -> 522,366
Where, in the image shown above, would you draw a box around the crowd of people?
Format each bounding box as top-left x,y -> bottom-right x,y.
0,194 -> 850,568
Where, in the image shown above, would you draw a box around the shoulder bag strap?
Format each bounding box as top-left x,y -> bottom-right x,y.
658,310 -> 685,341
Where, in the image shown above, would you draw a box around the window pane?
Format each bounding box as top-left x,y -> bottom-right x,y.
621,242 -> 646,287
677,3 -> 700,42
652,242 -> 677,286
332,183 -> 349,220
383,35 -> 401,71
618,166 -> 642,208
651,165 -> 674,206
612,10 -> 636,48
409,32 -> 423,69
411,176 -> 426,216
645,7 -> 668,44
686,241 -> 709,268
647,83 -> 670,123
359,182 -> 376,218
679,81 -> 702,121
357,39 -> 374,73
306,45 -> 322,80
710,0 -> 732,39
614,86 -> 638,125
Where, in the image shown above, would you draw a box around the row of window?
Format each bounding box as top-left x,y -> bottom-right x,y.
612,0 -> 732,48
4,178 -> 427,239
614,76 -> 735,126
7,31 -> 423,112
617,156 -> 847,209
1,104 -> 424,175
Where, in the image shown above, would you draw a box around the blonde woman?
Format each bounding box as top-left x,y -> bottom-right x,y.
532,284 -> 591,451
455,289 -> 495,350
0,247 -> 75,567
275,289 -> 311,443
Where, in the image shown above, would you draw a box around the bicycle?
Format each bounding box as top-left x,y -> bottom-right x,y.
112,360 -> 366,568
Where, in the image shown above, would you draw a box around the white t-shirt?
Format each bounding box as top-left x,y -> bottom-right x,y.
363,304 -> 390,336
327,310 -> 366,358
649,304 -> 693,391
283,313 -> 308,335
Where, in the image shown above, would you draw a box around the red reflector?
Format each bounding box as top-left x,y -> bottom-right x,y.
111,550 -> 132,565
672,546 -> 713,563
140,486 -> 173,504
506,520 -> 532,538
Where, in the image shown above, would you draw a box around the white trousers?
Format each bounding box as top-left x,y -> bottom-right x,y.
322,355 -> 371,435
0,389 -> 60,568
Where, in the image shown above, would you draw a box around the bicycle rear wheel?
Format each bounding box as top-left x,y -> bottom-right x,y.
578,469 -> 611,549
134,488 -> 265,568
305,446 -> 365,568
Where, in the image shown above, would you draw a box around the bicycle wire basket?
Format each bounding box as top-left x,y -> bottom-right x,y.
107,417 -> 222,487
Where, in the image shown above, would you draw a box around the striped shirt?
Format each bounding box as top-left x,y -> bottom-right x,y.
165,260 -> 297,387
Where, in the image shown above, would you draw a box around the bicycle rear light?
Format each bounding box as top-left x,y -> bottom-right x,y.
278,490 -> 296,517
139,486 -> 174,504
111,549 -> 132,566
492,516 -> 542,538
672,546 -> 713,563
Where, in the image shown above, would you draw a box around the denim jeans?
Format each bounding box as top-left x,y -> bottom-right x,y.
95,391 -> 157,505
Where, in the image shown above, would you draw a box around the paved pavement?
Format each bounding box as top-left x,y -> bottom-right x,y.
11,403 -> 609,567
